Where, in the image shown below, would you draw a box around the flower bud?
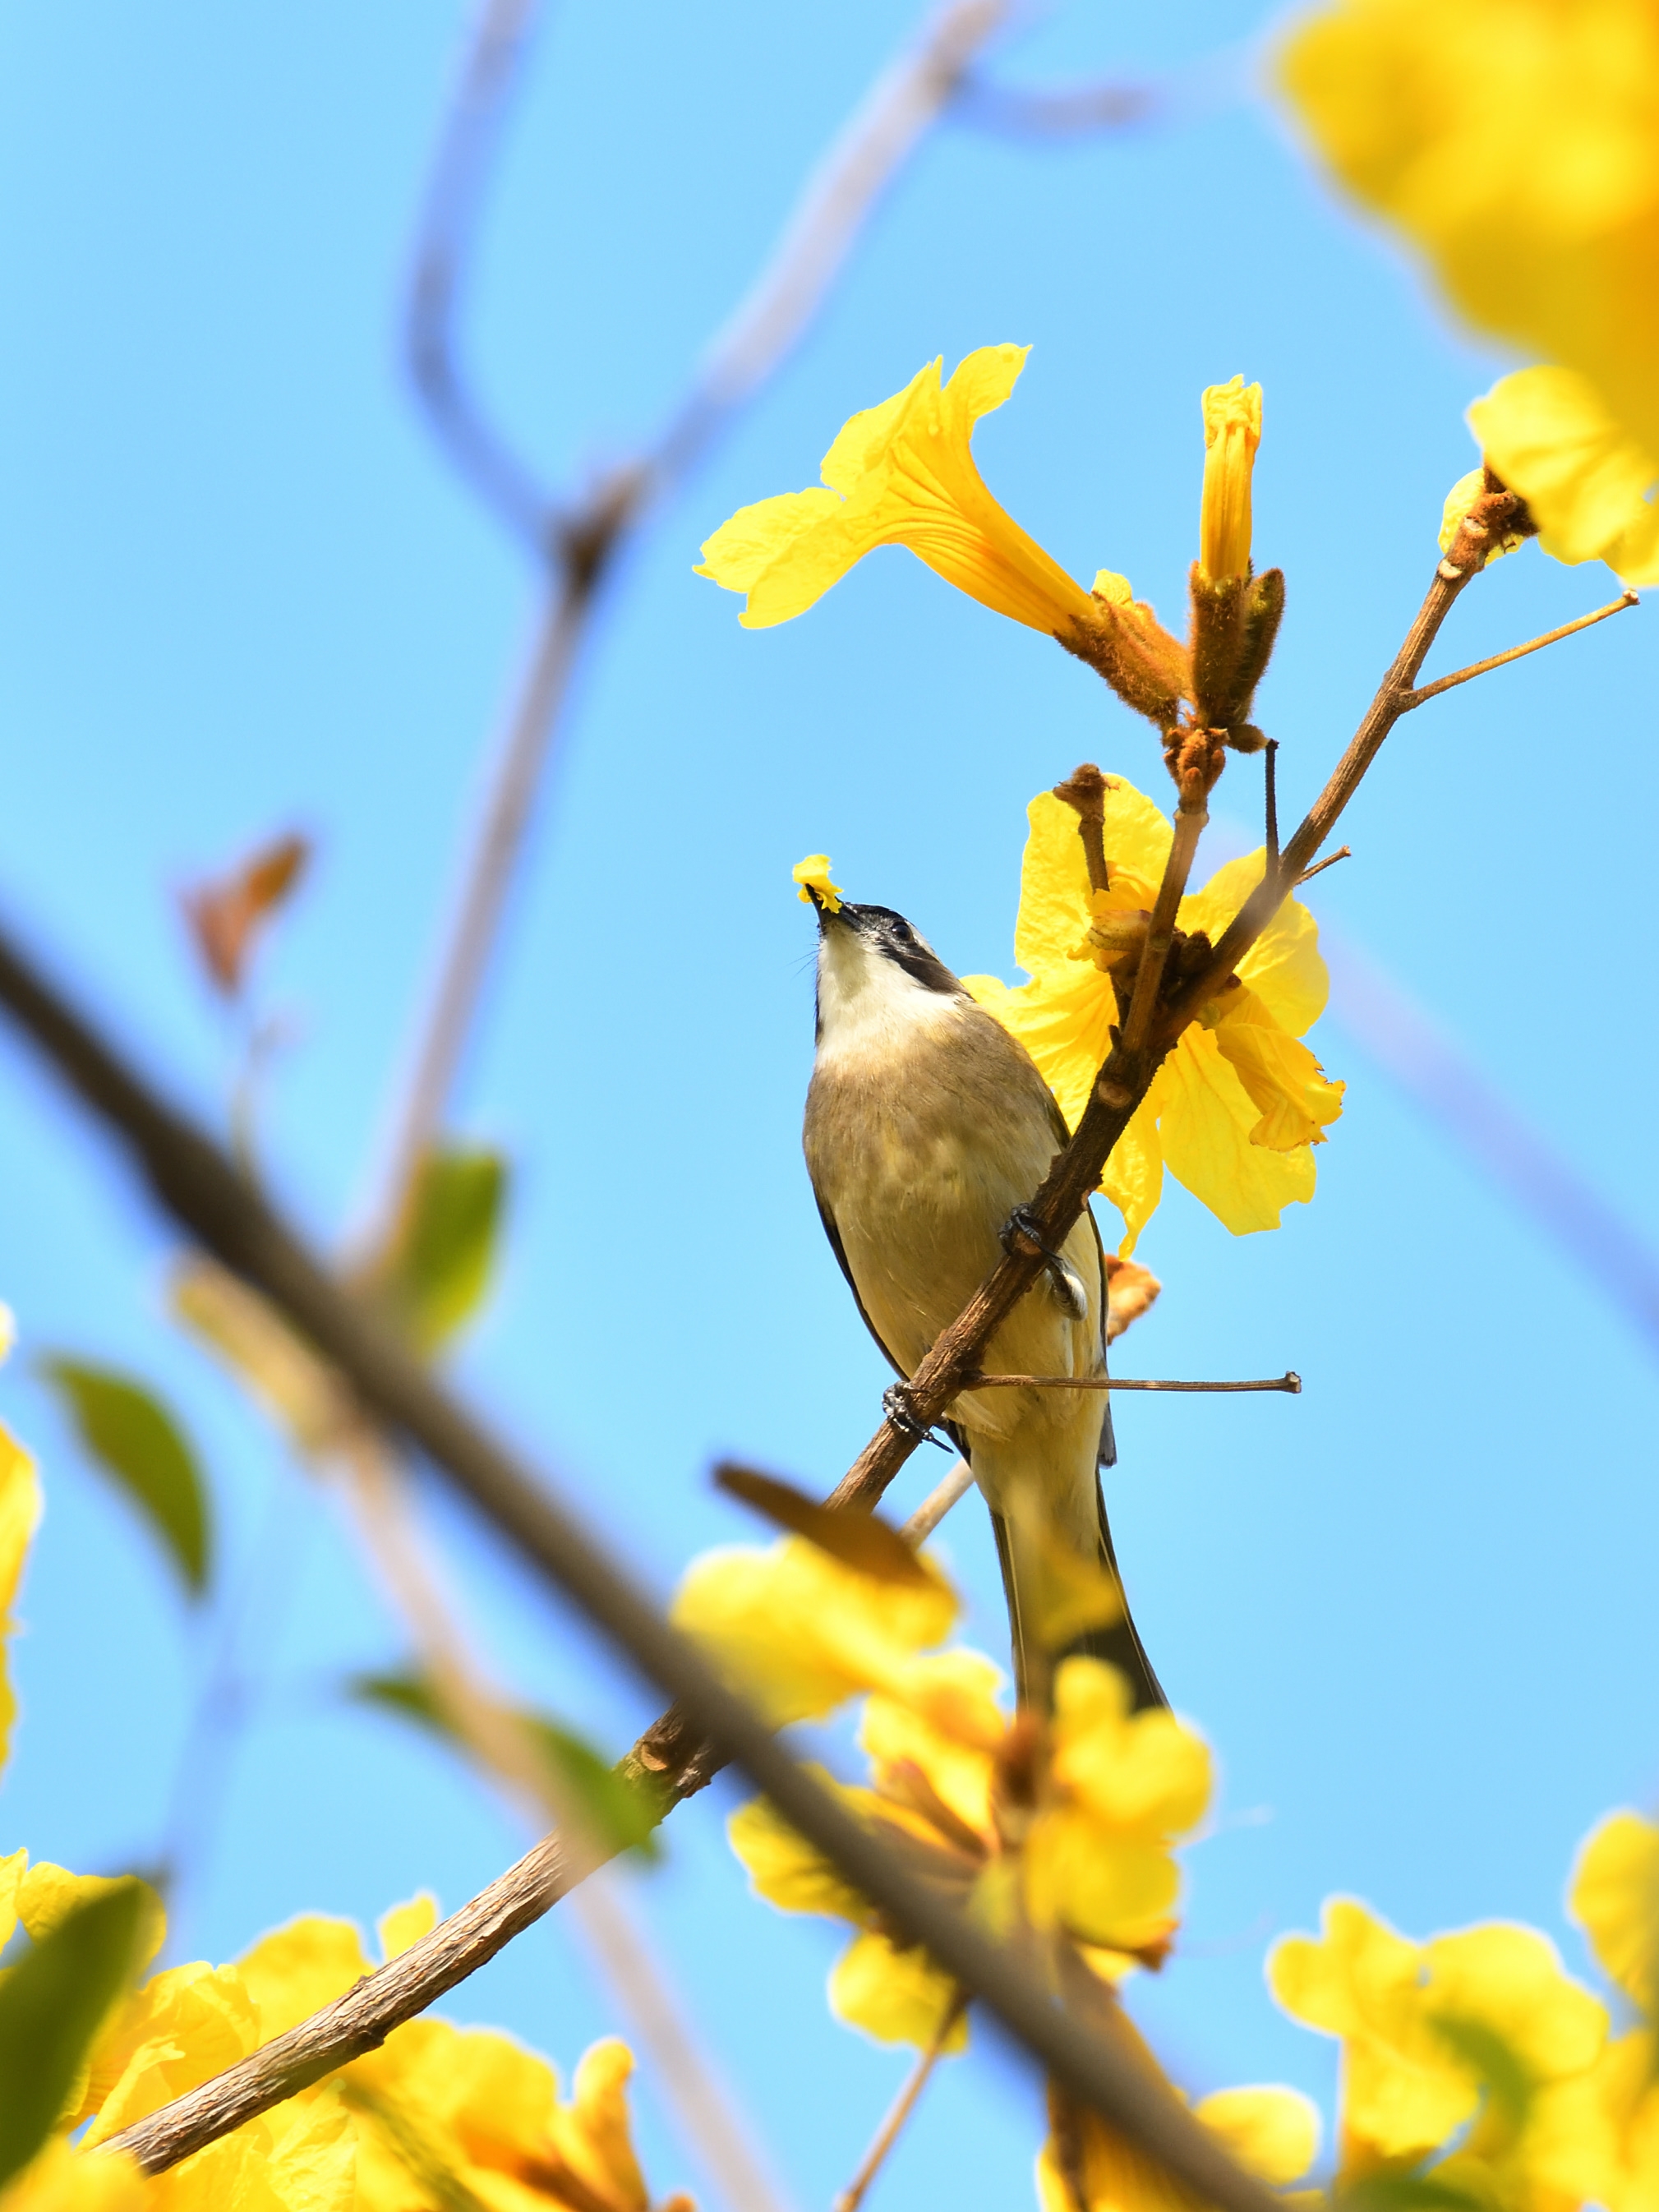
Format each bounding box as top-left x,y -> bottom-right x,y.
1199,376 -> 1263,583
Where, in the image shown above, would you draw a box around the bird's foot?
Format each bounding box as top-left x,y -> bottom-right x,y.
1000,1205 -> 1088,1320
882,1384 -> 952,1450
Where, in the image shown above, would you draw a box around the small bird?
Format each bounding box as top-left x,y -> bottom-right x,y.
802,892 -> 1164,1709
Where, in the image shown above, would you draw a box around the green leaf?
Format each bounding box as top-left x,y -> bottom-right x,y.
0,1882 -> 148,2187
39,1358 -> 211,1596
383,1147 -> 508,1352
347,1668 -> 661,1860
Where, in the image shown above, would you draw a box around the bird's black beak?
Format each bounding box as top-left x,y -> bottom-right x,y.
805,886 -> 842,932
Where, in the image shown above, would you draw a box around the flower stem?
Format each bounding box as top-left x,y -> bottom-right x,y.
832,1992 -> 968,2212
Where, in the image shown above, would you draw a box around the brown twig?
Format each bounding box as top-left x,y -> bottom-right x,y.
0,924 -> 1280,2212
1398,590 -> 1637,711
961,1373 -> 1300,1394
832,1990 -> 969,2212
1162,492 -> 1529,1034
1293,847 -> 1350,888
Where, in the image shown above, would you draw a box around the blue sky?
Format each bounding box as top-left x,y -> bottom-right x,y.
0,2 -> 1654,2205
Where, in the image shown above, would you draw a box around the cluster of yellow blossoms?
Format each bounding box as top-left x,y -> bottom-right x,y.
674,1535 -> 1213,2050
965,779 -> 1343,1254
675,1514 -> 1659,2212
1281,0 -> 1659,585
0,1385 -> 688,2212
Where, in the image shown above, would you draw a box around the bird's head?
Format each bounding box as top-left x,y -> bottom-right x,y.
804,887 -> 964,1052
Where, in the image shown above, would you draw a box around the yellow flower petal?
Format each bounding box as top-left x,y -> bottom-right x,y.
564,2039 -> 652,2212
1208,996 -> 1345,1151
671,1535 -> 956,1726
728,1787 -> 872,1925
1425,1921 -> 1607,2085
1470,366 -> 1659,584
237,1915 -> 373,2040
17,1865 -> 164,1972
376,1892 -> 439,1963
1051,1661 -> 1212,1835
859,1657 -> 1004,1842
0,2141 -> 148,2212
828,1929 -> 966,2053
792,852 -> 842,913
1155,1028 -> 1320,1235
695,486 -> 844,599
1014,788 -> 1170,980
698,348 -> 1099,636
1270,1898 -> 1479,2162
1194,2087 -> 1320,2186
1199,376 -> 1263,583
1177,851 -> 1330,1039
0,1418 -> 41,1777
1278,0 -> 1659,467
1572,1811 -> 1659,2012
84,1963 -> 260,2145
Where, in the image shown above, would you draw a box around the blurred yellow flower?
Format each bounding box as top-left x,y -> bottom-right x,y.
697,346 -> 1101,637
1036,2078 -> 1318,2212
701,1538 -> 1211,2051
0,1399 -> 41,1774
1465,367 -> 1659,587
0,2142 -> 146,2212
1278,0 -> 1659,468
1573,1810 -> 1659,2016
21,1888 -> 689,2212
791,853 -> 842,914
962,781 -> 1343,1255
1199,376 -> 1263,583
1270,1894 -> 1611,2204
671,1532 -> 958,1728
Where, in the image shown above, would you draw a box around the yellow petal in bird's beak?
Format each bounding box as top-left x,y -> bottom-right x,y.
793,853 -> 844,913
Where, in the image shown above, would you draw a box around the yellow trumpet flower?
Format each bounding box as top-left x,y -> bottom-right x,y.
697,346 -> 1100,638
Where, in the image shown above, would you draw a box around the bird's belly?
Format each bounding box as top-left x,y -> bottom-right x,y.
806,1059 -> 1102,1436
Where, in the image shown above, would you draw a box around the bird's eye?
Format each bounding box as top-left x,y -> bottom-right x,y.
890,920 -> 913,943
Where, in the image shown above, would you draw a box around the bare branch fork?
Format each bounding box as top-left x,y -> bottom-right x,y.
369,0 -> 1029,1250
2,501 -> 1607,2177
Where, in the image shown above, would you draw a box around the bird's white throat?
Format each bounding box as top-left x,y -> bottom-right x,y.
814,924 -> 962,1070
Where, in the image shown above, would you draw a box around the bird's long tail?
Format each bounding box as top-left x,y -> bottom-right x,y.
988,1483 -> 1166,1712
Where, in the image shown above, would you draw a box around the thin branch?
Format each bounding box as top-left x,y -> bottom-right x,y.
1293,846 -> 1349,888
1163,493 -> 1528,1033
405,0 -> 555,551
952,39 -> 1251,141
961,1372 -> 1301,1394
1399,589 -> 1638,711
657,0 -> 1013,469
0,921 -> 1277,2212
901,1459 -> 975,1544
832,1991 -> 968,2212
357,581 -> 597,1256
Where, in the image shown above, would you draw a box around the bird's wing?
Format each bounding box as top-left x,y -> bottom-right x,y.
1085,1200 -> 1118,1471
813,1190 -> 975,1468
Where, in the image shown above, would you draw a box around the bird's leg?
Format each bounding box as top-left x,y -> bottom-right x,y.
1000,1205 -> 1088,1320
882,1383 -> 952,1449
